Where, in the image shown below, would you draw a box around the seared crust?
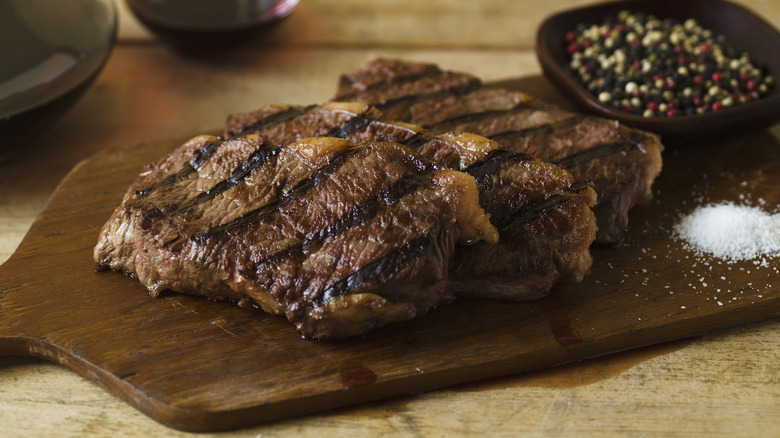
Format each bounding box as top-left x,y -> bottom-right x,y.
334,58 -> 664,244
94,136 -> 496,339
225,102 -> 598,300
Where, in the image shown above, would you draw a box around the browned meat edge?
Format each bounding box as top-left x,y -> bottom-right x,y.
224,102 -> 598,300
94,135 -> 496,339
333,58 -> 664,244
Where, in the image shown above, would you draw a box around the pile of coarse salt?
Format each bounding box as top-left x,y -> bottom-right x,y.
674,202 -> 780,262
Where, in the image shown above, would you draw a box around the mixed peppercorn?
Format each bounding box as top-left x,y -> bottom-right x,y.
566,10 -> 775,117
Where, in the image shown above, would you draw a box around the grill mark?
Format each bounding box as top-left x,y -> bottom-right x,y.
176,142 -> 279,213
375,81 -> 481,112
335,67 -> 444,102
326,113 -> 376,138
137,142 -> 280,223
251,176 -> 431,275
552,141 -> 637,170
233,105 -> 316,137
135,138 -> 223,198
261,245 -> 305,269
200,148 -> 364,239
302,176 -> 429,253
493,193 -> 576,234
216,165 -> 433,285
326,112 -> 435,151
423,102 -> 537,132
399,131 -> 433,148
315,233 -> 436,303
489,116 -> 583,142
463,150 -> 534,180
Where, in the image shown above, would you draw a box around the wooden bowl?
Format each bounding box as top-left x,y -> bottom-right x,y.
535,0 -> 780,143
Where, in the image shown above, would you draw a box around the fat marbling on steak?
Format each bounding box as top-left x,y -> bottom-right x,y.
94,135 -> 498,339
225,102 -> 598,300
333,58 -> 664,244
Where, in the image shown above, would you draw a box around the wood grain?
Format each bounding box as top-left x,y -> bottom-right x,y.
2,122 -> 779,431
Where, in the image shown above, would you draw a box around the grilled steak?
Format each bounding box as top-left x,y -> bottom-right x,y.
225,102 -> 597,300
94,135 -> 498,339
333,58 -> 664,244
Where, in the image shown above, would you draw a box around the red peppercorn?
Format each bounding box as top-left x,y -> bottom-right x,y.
564,12 -> 775,118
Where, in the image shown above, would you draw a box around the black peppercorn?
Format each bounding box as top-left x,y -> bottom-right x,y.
566,10 -> 775,117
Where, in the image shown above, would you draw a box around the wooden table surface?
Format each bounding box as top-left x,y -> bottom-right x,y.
2,1 -> 780,436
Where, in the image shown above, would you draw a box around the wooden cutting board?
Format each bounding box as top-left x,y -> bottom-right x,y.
2,128 -> 780,432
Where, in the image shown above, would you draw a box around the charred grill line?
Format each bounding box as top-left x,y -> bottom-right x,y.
399,131 -> 433,148
200,148 -> 365,239
488,115 -> 583,142
190,138 -> 224,170
197,202 -> 280,241
233,105 -> 316,137
374,82 -> 481,112
423,102 -> 539,132
552,141 -> 636,170
335,66 -> 443,102
316,232 -> 436,303
247,177 -> 431,277
492,193 -> 575,234
327,113 -> 432,150
241,245 -> 306,282
177,142 -> 280,213
135,138 -> 223,198
136,142 -> 280,223
325,113 -> 376,138
302,176 -> 428,252
463,150 -> 534,180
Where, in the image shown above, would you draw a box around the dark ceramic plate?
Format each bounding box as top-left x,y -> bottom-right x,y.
536,0 -> 780,142
0,0 -> 116,136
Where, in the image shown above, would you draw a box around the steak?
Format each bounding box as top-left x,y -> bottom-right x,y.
225,102 -> 597,300
333,58 -> 664,244
94,135 -> 498,339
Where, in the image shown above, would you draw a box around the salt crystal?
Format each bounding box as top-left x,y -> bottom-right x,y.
674,202 -> 780,261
